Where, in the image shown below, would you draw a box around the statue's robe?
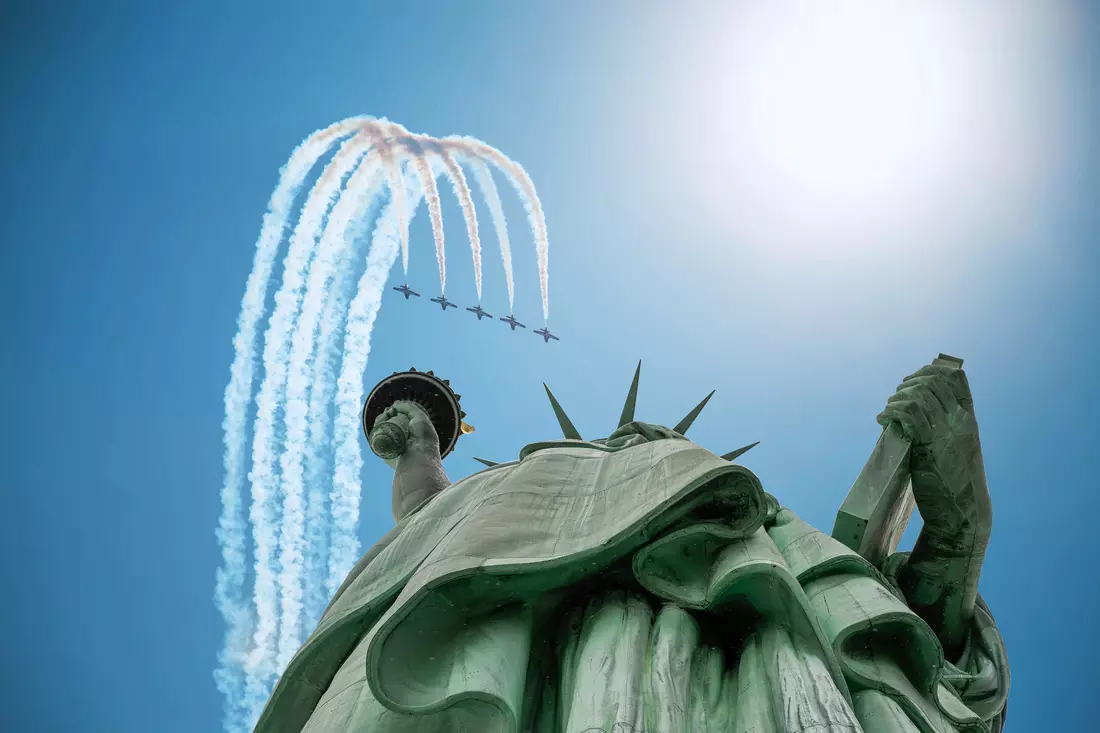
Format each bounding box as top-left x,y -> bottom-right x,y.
256,431 -> 1009,733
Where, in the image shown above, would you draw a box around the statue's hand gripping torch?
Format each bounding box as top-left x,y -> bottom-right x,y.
361,368 -> 472,461
368,411 -> 413,460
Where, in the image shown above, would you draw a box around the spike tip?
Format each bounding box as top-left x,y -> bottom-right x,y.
720,441 -> 760,462
618,361 -> 642,428
543,384 -> 583,440
672,390 -> 715,435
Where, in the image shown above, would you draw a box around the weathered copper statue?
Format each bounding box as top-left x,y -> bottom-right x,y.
256,357 -> 1009,733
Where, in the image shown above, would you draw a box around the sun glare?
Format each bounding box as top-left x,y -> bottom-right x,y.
678,2 -> 1061,257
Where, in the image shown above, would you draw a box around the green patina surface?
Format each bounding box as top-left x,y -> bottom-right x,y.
256,360 -> 1008,733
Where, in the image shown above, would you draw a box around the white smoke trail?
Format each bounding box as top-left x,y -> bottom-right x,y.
273,123 -> 451,675
244,129 -> 373,708
444,137 -> 549,320
465,157 -> 514,311
327,183 -> 425,592
274,155 -> 384,673
279,121 -> 419,644
402,139 -> 447,293
298,222 -> 367,626
297,194 -> 389,627
381,139 -> 410,276
299,162 -> 419,629
218,119 -> 553,733
358,119 -> 413,276
382,126 -> 413,278
215,116 -> 364,733
428,142 -> 483,300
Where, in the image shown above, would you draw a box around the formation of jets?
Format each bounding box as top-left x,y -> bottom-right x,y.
391,284 -> 558,342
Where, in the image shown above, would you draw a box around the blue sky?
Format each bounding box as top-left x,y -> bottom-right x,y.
2,2 -> 1097,731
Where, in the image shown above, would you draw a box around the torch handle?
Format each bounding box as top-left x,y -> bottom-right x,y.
368,412 -> 411,460
832,353 -> 964,566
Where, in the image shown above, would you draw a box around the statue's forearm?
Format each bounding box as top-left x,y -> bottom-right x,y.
392,452 -> 450,521
900,442 -> 992,659
901,518 -> 989,659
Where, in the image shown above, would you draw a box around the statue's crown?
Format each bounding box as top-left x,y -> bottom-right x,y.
472,361 -> 758,467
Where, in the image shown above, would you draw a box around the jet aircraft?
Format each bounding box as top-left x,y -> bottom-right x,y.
392,283 -> 420,299
534,327 -> 560,343
430,295 -> 458,311
499,314 -> 525,330
466,304 -> 493,321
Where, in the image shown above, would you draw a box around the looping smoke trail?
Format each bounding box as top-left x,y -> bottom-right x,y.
359,119 -> 412,275
431,142 -> 483,300
244,131 -> 373,704
401,139 -> 446,293
275,155 -> 384,673
299,166 -> 403,626
214,115 -> 364,732
328,180 -> 424,592
443,136 -> 549,321
217,118 -> 549,732
381,140 -> 409,275
465,158 -> 514,310
296,172 -> 402,627
277,122 -> 413,659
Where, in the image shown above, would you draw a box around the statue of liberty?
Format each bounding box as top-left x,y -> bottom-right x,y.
254,356 -> 1009,733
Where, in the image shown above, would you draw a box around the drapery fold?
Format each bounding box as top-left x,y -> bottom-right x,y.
257,437 -> 1007,733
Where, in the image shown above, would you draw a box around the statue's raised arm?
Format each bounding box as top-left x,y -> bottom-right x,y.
370,399 -> 450,521
874,362 -> 993,659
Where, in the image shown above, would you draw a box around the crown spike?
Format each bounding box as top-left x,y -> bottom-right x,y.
618,361 -> 642,428
473,457 -> 499,467
672,390 -> 715,435
720,441 -> 760,462
543,383 -> 583,440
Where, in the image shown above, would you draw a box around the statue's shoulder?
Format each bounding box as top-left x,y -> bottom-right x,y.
321,520 -> 406,617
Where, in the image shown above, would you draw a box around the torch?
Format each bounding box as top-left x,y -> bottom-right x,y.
361,368 -> 473,460
832,353 -> 965,566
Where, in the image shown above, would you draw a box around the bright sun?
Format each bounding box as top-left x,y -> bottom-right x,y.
678,2 -> 1057,256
